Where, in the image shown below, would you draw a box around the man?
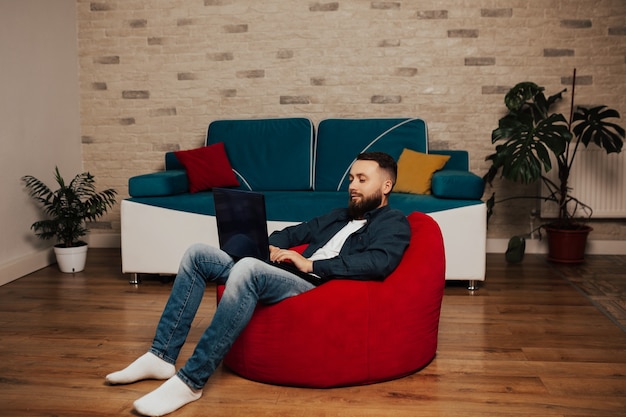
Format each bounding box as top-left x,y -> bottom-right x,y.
106,152 -> 411,416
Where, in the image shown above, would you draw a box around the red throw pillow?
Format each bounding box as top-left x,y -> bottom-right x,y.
174,143 -> 239,193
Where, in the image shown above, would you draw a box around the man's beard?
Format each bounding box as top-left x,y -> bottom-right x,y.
348,190 -> 383,220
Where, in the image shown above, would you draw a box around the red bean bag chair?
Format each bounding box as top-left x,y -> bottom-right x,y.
216,211 -> 445,388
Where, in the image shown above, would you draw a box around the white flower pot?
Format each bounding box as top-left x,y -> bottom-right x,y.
54,244 -> 88,273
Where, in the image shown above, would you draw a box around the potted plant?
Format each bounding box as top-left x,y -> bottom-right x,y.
22,167 -> 117,273
483,69 -> 625,263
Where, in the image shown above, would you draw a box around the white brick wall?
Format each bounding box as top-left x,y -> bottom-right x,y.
77,0 -> 626,240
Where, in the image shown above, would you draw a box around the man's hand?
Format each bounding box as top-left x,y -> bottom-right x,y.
269,245 -> 313,273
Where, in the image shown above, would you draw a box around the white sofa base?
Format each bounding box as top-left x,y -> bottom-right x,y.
121,200 -> 486,286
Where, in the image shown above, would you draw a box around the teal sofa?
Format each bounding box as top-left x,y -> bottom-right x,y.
121,118 -> 486,288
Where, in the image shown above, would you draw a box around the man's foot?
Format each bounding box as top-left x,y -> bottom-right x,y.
105,352 -> 175,385
134,375 -> 202,416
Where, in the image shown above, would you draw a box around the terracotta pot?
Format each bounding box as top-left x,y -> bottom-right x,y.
545,225 -> 592,263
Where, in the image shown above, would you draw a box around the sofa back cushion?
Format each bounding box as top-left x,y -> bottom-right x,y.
206,118 -> 314,191
314,118 -> 428,191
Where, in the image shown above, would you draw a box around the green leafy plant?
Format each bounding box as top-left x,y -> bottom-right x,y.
483,70 -> 625,230
22,167 -> 118,247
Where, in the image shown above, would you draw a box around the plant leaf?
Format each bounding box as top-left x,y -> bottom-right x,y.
491,110 -> 570,184
573,106 -> 625,153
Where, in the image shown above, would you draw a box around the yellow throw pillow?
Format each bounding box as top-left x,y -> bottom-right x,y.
395,149 -> 451,194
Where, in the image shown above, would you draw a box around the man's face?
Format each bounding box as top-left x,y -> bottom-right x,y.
347,160 -> 391,219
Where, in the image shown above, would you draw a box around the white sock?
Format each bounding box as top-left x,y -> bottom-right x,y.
133,375 -> 202,417
105,352 -> 176,385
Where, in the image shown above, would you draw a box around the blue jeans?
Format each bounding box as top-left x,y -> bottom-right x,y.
149,243 -> 315,390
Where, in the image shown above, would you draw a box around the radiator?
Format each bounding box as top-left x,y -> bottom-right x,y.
541,145 -> 626,219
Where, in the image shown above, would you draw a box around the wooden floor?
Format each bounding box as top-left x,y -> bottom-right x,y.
1,249 -> 625,417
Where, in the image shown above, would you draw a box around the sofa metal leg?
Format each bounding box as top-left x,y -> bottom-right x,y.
467,280 -> 478,291
129,273 -> 140,285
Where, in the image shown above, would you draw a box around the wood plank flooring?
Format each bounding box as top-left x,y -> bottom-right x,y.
0,249 -> 625,417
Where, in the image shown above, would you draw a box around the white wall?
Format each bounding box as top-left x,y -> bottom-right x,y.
0,0 -> 82,285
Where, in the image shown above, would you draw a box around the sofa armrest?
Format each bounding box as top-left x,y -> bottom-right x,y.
431,170 -> 484,200
128,170 -> 188,197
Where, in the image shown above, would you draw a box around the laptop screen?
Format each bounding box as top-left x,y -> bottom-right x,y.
213,188 -> 270,261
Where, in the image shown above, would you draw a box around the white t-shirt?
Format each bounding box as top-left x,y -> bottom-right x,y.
307,219 -> 367,262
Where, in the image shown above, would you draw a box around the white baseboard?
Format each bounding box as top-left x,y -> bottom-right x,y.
0,234 -> 120,287
0,248 -> 55,286
487,238 -> 626,255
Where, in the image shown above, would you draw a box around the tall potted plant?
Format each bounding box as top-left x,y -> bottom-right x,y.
484,69 -> 625,263
22,167 -> 117,273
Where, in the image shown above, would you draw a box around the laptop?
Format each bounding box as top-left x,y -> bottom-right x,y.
212,188 -> 325,285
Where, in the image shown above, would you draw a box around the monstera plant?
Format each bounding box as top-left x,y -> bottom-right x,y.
483,70 -> 625,262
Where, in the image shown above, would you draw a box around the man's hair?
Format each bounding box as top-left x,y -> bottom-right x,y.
356,152 -> 398,186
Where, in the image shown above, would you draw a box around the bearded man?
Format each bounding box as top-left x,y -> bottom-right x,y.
105,152 -> 411,416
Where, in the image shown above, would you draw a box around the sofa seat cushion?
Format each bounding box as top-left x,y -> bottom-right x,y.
128,191 -> 340,221
127,190 -> 484,222
387,193 -> 483,214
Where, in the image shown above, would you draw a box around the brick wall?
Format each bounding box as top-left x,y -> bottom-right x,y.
77,0 -> 626,241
